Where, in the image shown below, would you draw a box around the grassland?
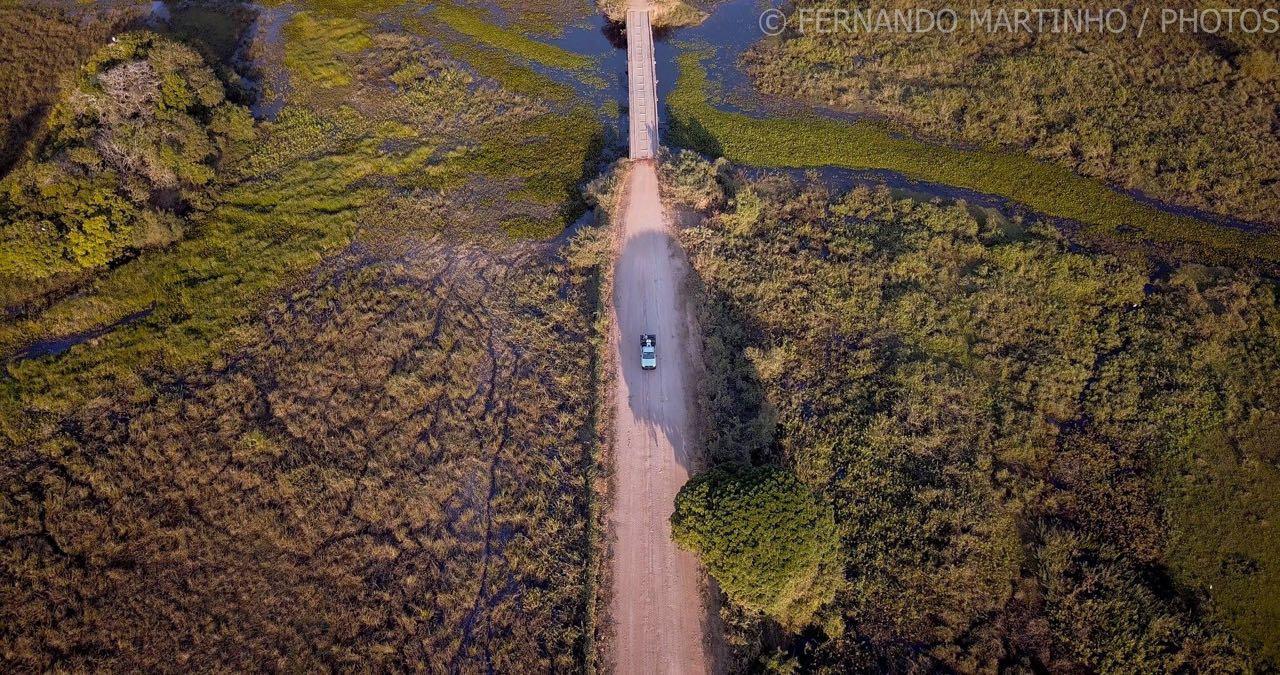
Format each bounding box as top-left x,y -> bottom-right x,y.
1,240 -> 605,671
428,3 -> 607,93
668,53 -> 1280,264
432,37 -> 577,102
746,0 -> 1280,226
663,153 -> 1280,670
433,4 -> 593,71
1,2 -> 611,669
284,12 -> 373,88
484,0 -> 599,36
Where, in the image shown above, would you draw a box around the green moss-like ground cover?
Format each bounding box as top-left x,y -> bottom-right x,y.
283,12 -> 372,87
433,4 -> 592,71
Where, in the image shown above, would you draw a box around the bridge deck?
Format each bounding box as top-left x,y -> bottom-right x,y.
626,9 -> 658,160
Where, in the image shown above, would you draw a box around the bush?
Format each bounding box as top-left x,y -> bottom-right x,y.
596,0 -> 708,27
658,147 -> 729,211
0,32 -> 253,300
1038,529 -> 1248,672
681,174 -> 1277,669
672,465 -> 842,629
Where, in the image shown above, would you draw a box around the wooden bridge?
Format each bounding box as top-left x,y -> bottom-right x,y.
627,9 -> 659,160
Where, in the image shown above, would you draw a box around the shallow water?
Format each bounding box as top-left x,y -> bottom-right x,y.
506,0 -> 781,146
656,0 -> 775,114
147,0 -> 171,24
9,307 -> 153,363
244,3 -> 296,120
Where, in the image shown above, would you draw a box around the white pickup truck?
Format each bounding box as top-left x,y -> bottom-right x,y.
640,334 -> 656,370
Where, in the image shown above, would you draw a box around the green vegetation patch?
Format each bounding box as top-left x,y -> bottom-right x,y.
283,11 -> 373,87
1142,264 -> 1280,664
673,465 -> 842,631
416,105 -> 604,238
433,36 -> 575,102
432,3 -> 593,71
668,53 -> 1280,264
1164,432 -> 1280,665
261,0 -> 406,17
672,158 -> 1279,669
2,10 -> 609,425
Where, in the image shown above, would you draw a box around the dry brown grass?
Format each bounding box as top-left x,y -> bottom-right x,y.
0,3 -> 612,669
0,239 -> 604,670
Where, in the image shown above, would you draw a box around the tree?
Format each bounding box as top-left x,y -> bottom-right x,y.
672,465 -> 842,630
0,31 -> 254,286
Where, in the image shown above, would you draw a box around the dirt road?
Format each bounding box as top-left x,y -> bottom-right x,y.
608,161 -> 709,674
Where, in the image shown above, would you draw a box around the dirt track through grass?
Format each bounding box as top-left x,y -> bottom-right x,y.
608,161 -> 711,674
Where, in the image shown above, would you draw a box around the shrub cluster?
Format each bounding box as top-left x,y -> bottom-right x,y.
658,147 -> 731,211
672,465 -> 842,630
677,159 -> 1280,670
0,32 -> 253,299
597,0 -> 709,27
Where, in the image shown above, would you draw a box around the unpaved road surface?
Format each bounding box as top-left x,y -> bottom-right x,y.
609,161 -> 709,674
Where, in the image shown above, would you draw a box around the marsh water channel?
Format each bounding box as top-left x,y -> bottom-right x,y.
9,0 -> 1265,365
167,0 -> 1266,236
520,0 -> 1263,236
